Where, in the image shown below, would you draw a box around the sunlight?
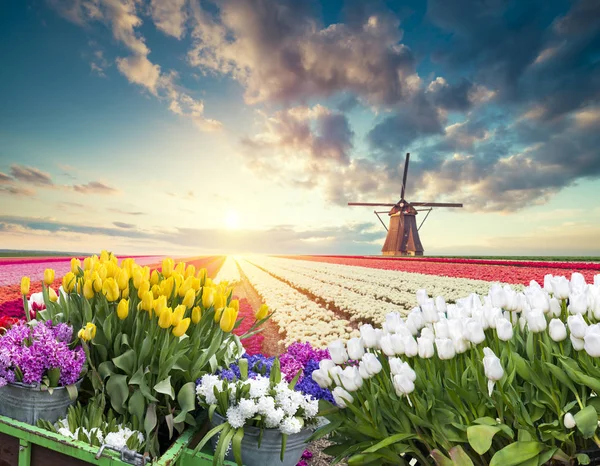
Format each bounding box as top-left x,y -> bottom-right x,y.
224,210 -> 240,230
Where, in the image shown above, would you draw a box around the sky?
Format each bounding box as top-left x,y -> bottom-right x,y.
0,0 -> 599,256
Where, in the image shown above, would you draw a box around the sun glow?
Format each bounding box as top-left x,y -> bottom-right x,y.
224,210 -> 240,230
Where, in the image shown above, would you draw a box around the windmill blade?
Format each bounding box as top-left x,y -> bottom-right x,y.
410,202 -> 463,208
348,202 -> 396,207
400,152 -> 410,200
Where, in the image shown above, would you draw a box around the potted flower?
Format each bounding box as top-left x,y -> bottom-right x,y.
0,320 -> 85,424
194,356 -> 328,466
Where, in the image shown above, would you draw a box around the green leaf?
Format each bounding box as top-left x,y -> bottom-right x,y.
468,425 -> 502,455
449,446 -> 475,466
576,454 -> 591,465
232,428 -> 244,466
128,390 -> 145,422
97,361 -> 114,380
574,406 -> 598,439
165,413 -> 174,439
490,442 -> 544,466
174,382 -> 196,423
363,433 -> 415,453
106,374 -> 129,414
47,367 -> 60,388
239,358 -> 248,380
153,376 -> 175,400
144,403 -> 157,437
65,384 -> 78,401
112,349 -> 136,376
430,449 -> 454,466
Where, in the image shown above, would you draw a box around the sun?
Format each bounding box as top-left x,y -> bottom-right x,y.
224,210 -> 240,230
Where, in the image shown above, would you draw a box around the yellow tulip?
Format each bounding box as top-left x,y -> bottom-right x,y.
192,278 -> 201,291
197,268 -> 207,286
137,280 -> 150,300
83,269 -> 91,281
175,261 -> 185,275
79,322 -> 97,341
62,272 -> 76,293
71,258 -> 81,274
117,298 -> 129,320
97,264 -> 108,281
43,268 -> 55,286
158,307 -> 173,329
255,304 -> 269,320
154,295 -> 167,317
213,293 -> 225,311
182,288 -> 195,309
83,280 -> 95,300
178,276 -> 194,298
116,269 -> 129,290
121,286 -> 130,299
105,261 -> 117,278
142,266 -> 150,282
205,278 -> 214,287
151,284 -> 161,298
102,277 -> 120,302
220,307 -> 237,333
48,287 -> 58,302
150,270 -> 159,286
185,264 -> 196,279
132,268 -> 144,289
201,287 -> 214,308
172,318 -> 191,338
100,250 -> 109,263
191,306 -> 202,324
140,290 -> 154,312
161,277 -> 174,298
214,307 -> 223,323
229,299 -> 239,313
21,276 -> 30,295
122,258 -> 134,276
83,257 -> 93,271
162,258 -> 174,278
91,272 -> 102,293
172,305 -> 186,327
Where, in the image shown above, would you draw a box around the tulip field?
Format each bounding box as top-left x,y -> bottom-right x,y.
3,252 -> 599,354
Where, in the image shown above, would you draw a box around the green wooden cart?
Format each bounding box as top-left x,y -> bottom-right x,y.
0,415 -> 233,466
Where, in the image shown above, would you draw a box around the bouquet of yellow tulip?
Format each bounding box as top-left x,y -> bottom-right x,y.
36,251 -> 251,457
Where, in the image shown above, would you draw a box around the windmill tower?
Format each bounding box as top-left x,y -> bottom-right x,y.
348,153 -> 463,256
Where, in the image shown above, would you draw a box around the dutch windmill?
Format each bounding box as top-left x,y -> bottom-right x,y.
348,153 -> 463,256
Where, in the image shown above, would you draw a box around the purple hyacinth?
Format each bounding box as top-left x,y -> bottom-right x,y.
0,321 -> 84,387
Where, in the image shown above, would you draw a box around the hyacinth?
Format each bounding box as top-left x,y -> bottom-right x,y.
0,321 -> 84,387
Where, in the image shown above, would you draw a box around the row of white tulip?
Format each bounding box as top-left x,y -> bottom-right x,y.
214,255 -> 241,284
246,256 -> 511,324
235,258 -> 359,347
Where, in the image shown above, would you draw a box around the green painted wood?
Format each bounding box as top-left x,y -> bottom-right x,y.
18,440 -> 31,466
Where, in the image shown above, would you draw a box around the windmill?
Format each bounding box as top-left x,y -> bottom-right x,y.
348,153 -> 463,256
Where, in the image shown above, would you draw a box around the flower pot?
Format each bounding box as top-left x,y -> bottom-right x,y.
210,412 -> 312,466
0,381 -> 80,425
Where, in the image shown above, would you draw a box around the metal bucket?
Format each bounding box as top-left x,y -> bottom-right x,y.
0,381 -> 80,425
210,412 -> 312,466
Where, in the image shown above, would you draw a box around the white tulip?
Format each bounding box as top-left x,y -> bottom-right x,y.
454,338 -> 470,354
571,335 -> 585,351
416,289 -> 428,307
417,336 -> 434,359
490,285 -> 506,309
485,307 -> 503,329
543,274 -> 554,293
593,295 -> 600,320
435,338 -> 455,360
332,387 -> 354,408
564,413 -> 576,429
530,280 -> 542,289
340,366 -> 363,392
571,272 -> 587,294
519,316 -> 527,332
403,336 -> 418,357
385,312 -> 403,333
422,299 -> 439,323
504,287 -> 519,312
389,357 -> 404,375
496,318 -> 513,341
312,369 -> 332,388
434,319 -> 449,339
569,292 -> 588,315
552,277 -> 571,300
347,338 -> 365,361
584,324 -> 600,357
526,310 -> 547,333
358,362 -> 370,380
379,334 -> 395,356
595,275 -> 600,287
464,318 -> 485,344
319,359 -> 336,372
392,374 -> 415,396
549,297 -> 561,318
549,319 -> 567,342
516,293 -> 528,313
328,340 -> 349,365
390,334 -> 405,355
361,353 -> 382,376
421,327 -> 435,341
329,366 -> 343,385
435,296 -> 447,313
447,319 -> 464,341
483,347 -> 504,396
359,324 -> 379,349
568,314 -> 588,339
373,329 -> 383,348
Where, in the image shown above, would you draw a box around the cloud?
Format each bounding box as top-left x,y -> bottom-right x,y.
89,45 -> 110,77
73,181 -> 119,194
0,172 -> 12,183
10,164 -> 53,186
188,0 -> 417,105
116,54 -> 161,94
150,0 -> 188,39
108,208 -> 146,216
0,186 -> 36,197
113,221 -> 136,228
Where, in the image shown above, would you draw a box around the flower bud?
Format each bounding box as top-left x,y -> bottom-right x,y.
340,366 -> 363,392
158,307 -> 173,328
43,268 -> 55,286
255,303 -> 269,320
551,277 -> 570,300
172,304 -> 186,327
549,318 -> 567,342
526,310 -> 547,333
219,307 -> 237,333
359,324 -> 379,348
140,290 -> 154,312
91,272 -> 102,293
102,277 -> 119,302
571,334 -> 585,351
182,288 -> 196,309
162,258 -> 174,278
332,387 -> 353,408
83,280 -> 95,300
150,270 -> 160,286
312,368 -> 332,388
564,413 -> 576,429
117,298 -> 129,320
496,318 -> 513,341
62,272 -> 76,293
392,373 -> 415,396
417,336 -> 434,359
346,337 -> 364,361
191,306 -> 202,324
21,276 -> 30,295
435,338 -> 455,360
48,287 -> 58,302
569,292 -> 588,315
568,314 -> 588,339
172,317 -> 191,337
403,336 -> 418,357
584,324 -> 600,357
201,287 -> 214,308
71,258 -> 81,274
328,340 -> 349,365
361,353 -> 382,376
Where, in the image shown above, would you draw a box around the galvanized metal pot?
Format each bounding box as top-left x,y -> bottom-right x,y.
0,380 -> 80,425
210,412 -> 312,466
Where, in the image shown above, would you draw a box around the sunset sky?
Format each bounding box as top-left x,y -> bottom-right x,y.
1,0 -> 599,256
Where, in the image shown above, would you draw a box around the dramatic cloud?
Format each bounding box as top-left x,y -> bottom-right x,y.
10,165 -> 53,186
73,181 -> 119,194
188,0 -> 417,105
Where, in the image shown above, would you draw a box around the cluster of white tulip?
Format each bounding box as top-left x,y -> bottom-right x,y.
248,256 -> 512,323
214,255 -> 241,284
236,258 -> 358,347
312,272 -> 600,409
